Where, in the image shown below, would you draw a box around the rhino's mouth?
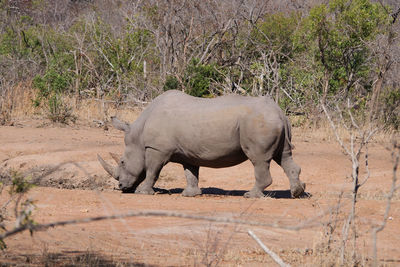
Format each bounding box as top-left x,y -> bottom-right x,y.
120,171 -> 146,193
98,154 -> 146,193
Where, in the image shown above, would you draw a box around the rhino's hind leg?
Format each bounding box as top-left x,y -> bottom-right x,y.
279,156 -> 305,198
182,164 -> 202,197
244,161 -> 272,198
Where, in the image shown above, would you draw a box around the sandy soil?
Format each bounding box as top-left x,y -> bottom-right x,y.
0,119 -> 399,266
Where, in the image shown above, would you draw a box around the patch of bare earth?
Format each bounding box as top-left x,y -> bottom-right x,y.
0,120 -> 399,266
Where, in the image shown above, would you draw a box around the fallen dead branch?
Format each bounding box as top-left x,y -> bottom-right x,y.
248,230 -> 291,267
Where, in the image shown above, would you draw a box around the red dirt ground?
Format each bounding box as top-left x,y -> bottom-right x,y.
0,119 -> 399,266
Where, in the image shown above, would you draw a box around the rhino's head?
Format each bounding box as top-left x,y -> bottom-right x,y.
98,117 -> 145,192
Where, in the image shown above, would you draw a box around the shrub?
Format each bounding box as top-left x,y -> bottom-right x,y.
32,59 -> 75,123
47,94 -> 76,124
163,75 -> 180,91
184,58 -> 223,97
0,170 -> 36,250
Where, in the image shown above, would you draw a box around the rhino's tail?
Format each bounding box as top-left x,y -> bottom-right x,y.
283,114 -> 295,150
265,95 -> 295,150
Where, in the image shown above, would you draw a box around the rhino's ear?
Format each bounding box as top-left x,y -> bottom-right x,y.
111,116 -> 130,132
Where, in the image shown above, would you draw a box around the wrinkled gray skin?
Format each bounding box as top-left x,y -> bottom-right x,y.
98,90 -> 305,198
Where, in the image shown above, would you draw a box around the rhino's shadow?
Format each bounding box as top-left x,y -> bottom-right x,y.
153,187 -> 311,199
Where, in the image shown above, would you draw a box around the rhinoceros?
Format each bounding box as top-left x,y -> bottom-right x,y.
98,90 -> 305,198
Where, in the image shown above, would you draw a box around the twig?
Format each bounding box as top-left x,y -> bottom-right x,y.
321,103 -> 351,156
0,209 -> 329,242
248,230 -> 291,267
94,98 -> 149,105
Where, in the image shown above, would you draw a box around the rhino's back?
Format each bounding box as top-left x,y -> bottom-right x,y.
141,90 -> 284,167
145,90 -> 281,120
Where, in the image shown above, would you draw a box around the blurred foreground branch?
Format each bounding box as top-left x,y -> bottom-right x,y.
321,100 -> 378,264
372,138 -> 400,266
0,206 -> 340,246
248,230 -> 291,267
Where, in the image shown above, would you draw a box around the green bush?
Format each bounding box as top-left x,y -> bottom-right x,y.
296,0 -> 389,97
184,58 -> 223,97
33,69 -> 71,100
32,67 -> 75,123
47,94 -> 76,124
9,169 -> 35,194
163,75 -> 180,91
0,170 -> 36,250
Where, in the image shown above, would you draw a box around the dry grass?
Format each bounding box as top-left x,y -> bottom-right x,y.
0,249 -> 151,266
291,116 -> 397,146
357,190 -> 400,201
0,82 -> 37,125
0,83 -> 144,126
64,97 -> 143,125
1,83 -> 397,147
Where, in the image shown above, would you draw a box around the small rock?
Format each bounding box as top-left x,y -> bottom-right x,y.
304,248 -> 313,255
388,217 -> 393,220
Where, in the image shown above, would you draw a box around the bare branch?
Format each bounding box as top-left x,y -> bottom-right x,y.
372,139 -> 399,266
321,103 -> 352,156
359,143 -> 371,188
347,98 -> 359,130
248,230 -> 291,267
335,103 -> 350,132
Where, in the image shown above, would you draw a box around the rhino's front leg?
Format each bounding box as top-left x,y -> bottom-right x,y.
135,148 -> 165,195
182,164 -> 201,197
135,175 -> 156,195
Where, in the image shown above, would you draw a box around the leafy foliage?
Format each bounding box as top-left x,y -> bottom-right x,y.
163,75 -> 180,91
163,59 -> 223,97
9,170 -> 35,194
184,59 -> 223,97
1,170 -> 36,250
0,0 -> 398,128
298,0 -> 389,97
47,94 -> 76,124
251,12 -> 300,61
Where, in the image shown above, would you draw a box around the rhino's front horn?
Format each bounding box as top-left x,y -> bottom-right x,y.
97,154 -> 117,179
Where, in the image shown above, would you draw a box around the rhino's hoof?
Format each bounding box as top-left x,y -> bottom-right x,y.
291,182 -> 306,198
135,187 -> 155,195
182,187 -> 202,197
244,190 -> 265,198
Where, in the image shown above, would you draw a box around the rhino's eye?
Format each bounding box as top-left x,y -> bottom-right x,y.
120,160 -> 125,165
